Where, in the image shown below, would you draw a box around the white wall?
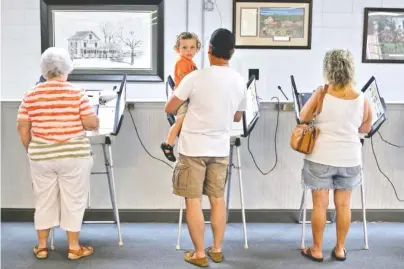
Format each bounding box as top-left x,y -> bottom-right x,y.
1,0 -> 404,102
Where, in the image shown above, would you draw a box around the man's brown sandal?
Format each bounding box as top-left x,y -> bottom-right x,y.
205,247 -> 224,263
68,245 -> 94,260
184,251 -> 209,267
33,246 -> 48,259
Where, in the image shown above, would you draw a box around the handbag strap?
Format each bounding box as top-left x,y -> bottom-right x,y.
313,84 -> 329,117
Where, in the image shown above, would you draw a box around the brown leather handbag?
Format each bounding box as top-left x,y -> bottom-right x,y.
290,85 -> 328,154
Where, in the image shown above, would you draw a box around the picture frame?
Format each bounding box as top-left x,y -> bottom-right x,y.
362,8 -> 404,64
40,0 -> 164,82
232,0 -> 312,49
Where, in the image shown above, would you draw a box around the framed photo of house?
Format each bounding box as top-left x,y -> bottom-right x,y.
362,8 -> 404,64
40,0 -> 164,82
232,0 -> 312,49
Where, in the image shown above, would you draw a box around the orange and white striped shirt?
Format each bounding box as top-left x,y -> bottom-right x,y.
17,80 -> 95,161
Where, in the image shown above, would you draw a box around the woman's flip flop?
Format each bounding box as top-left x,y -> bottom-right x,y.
301,248 -> 324,262
331,247 -> 347,261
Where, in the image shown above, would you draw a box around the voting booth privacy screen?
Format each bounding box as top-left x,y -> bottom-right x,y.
86,74 -> 127,136
232,75 -> 260,137
290,75 -> 312,123
113,74 -> 127,135
290,75 -> 386,138
360,76 -> 386,138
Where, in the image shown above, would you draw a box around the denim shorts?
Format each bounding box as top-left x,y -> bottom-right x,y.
302,160 -> 362,190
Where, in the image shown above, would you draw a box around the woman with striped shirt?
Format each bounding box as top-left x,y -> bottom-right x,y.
17,47 -> 99,260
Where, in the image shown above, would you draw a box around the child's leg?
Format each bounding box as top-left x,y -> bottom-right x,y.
166,115 -> 185,146
161,115 -> 185,162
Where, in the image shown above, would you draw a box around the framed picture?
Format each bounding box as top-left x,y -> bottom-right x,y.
232,0 -> 312,49
40,0 -> 164,82
362,8 -> 404,64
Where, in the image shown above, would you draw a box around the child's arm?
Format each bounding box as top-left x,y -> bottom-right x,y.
166,71 -> 195,114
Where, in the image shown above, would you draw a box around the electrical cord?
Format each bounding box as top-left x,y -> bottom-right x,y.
213,0 -> 223,27
377,131 -> 404,148
128,107 -> 174,169
247,97 -> 279,175
370,135 -> 404,202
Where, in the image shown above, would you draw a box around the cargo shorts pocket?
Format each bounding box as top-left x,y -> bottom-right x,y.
172,164 -> 190,191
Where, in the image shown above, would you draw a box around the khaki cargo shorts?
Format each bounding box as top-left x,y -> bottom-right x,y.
172,154 -> 229,199
176,100 -> 188,116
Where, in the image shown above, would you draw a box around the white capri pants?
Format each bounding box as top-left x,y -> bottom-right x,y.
29,157 -> 93,232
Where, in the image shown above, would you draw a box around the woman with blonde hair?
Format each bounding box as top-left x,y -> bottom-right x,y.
17,47 -> 99,260
299,49 -> 372,262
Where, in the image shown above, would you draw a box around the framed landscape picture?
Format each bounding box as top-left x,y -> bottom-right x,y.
40,0 -> 164,82
362,8 -> 404,64
232,0 -> 312,49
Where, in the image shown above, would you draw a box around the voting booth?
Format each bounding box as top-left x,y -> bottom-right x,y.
167,75 -> 261,250
85,74 -> 127,247
290,75 -> 387,250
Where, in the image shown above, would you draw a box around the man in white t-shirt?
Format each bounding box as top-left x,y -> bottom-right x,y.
165,28 -> 247,267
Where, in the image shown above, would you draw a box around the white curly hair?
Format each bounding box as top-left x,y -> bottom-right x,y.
40,47 -> 74,79
323,49 -> 355,88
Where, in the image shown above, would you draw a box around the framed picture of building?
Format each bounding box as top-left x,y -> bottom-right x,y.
362,8 -> 404,64
232,0 -> 312,49
40,0 -> 164,82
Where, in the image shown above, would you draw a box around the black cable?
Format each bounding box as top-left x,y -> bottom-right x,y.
247,96 -> 279,175
128,107 -> 174,169
377,131 -> 404,148
370,136 -> 404,202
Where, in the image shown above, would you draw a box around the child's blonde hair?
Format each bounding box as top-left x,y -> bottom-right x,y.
173,32 -> 201,51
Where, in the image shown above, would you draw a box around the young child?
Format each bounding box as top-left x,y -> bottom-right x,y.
161,32 -> 201,162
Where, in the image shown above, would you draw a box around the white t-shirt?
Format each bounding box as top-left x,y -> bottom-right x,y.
174,65 -> 247,157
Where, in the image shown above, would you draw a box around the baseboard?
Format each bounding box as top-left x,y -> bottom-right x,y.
2,208 -> 403,223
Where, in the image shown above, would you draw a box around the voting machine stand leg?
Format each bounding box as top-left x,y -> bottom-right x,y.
233,138 -> 249,249
50,227 -> 55,250
225,140 -> 235,223
360,166 -> 369,250
83,136 -> 124,247
103,137 -> 124,247
176,137 -> 248,250
176,198 -> 185,250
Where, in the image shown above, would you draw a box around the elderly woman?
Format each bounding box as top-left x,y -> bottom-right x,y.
299,49 -> 372,262
17,47 -> 99,260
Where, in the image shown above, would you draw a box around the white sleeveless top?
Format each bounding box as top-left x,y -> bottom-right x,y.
305,93 -> 365,167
